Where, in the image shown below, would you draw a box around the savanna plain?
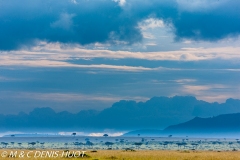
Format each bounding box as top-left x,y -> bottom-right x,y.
1,149 -> 240,160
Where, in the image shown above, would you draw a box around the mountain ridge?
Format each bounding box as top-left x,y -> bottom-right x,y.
124,112 -> 240,137
0,96 -> 240,131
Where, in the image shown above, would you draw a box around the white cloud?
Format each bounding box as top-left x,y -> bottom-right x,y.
183,40 -> 192,44
32,43 -> 240,61
181,84 -> 240,102
1,42 -> 240,71
51,13 -> 75,30
0,58 -> 161,72
139,18 -> 165,30
70,0 -> 77,4
145,42 -> 157,46
142,32 -> 156,39
174,79 -> 197,84
176,0 -> 225,11
113,0 -> 126,6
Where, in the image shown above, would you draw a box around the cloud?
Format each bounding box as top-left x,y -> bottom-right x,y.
172,0 -> 240,41
145,42 -> 157,46
7,43 -> 240,61
1,43 -> 240,71
0,0 -> 142,50
0,91 -> 149,105
142,32 -> 156,39
0,58 -> 161,72
176,0 -> 227,11
183,40 -> 192,44
50,13 -> 75,30
113,0 -> 126,7
70,0 -> 77,4
182,84 -> 240,102
138,18 -> 165,30
173,79 -> 197,84
0,0 -> 239,50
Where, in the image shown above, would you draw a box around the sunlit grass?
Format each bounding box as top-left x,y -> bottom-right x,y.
0,149 -> 240,160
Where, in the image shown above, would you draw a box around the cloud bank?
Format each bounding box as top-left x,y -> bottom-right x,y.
1,0 -> 240,50
1,43 -> 240,71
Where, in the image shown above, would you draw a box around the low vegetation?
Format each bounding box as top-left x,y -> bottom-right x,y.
0,149 -> 240,160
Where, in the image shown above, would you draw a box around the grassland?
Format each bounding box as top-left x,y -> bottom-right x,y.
0,149 -> 240,160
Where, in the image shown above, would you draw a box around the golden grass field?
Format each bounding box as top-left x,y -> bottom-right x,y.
1,149 -> 240,160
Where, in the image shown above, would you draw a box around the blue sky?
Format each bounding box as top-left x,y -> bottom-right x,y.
0,0 -> 240,114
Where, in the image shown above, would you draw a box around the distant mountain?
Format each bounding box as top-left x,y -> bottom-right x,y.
95,96 -> 202,129
0,96 -> 240,131
124,113 -> 240,137
95,96 -> 240,129
165,113 -> 240,134
0,108 -> 99,131
192,98 -> 240,117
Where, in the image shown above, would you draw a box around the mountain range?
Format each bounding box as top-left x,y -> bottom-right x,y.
0,96 -> 240,132
124,112 -> 240,137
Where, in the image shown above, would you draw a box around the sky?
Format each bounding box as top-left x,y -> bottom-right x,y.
0,0 -> 240,114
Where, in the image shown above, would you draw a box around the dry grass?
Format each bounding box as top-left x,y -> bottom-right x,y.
0,149 -> 240,160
